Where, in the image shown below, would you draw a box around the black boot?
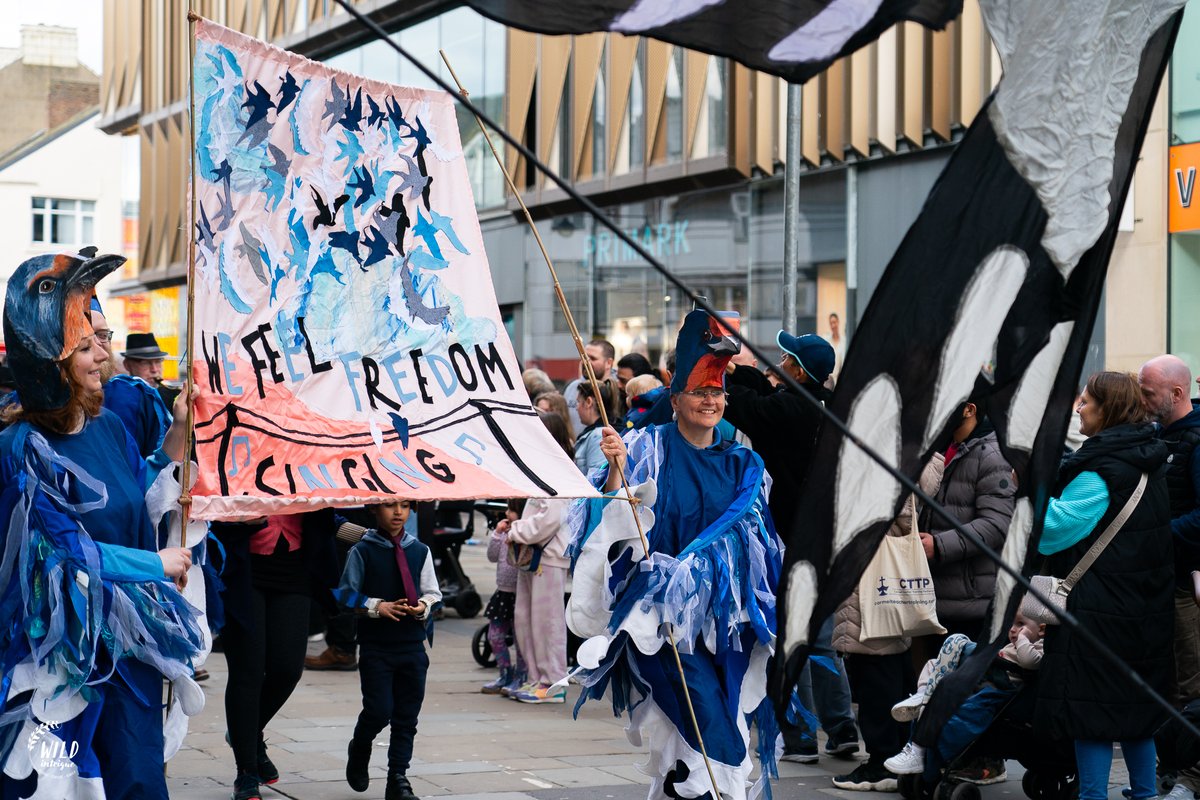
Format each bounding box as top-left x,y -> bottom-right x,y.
256,738 -> 279,784
386,772 -> 419,800
231,771 -> 261,800
346,739 -> 372,792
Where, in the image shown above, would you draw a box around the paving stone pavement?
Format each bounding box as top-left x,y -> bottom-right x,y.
167,532 -> 1130,800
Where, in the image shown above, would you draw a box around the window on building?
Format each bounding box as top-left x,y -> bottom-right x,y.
31,197 -> 95,245
664,48 -> 685,162
629,43 -> 647,170
591,44 -> 607,179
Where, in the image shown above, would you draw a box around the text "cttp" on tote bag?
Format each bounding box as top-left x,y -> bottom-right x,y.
858,522 -> 947,642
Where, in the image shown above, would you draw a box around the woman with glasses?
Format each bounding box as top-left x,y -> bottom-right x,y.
566,310 -> 783,800
0,252 -> 201,799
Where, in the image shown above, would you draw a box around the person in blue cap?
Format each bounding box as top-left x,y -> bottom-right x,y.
566,309 -> 783,800
723,330 -> 862,766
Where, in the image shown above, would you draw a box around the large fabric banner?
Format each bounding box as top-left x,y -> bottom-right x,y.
468,0 -> 961,84
189,20 -> 597,519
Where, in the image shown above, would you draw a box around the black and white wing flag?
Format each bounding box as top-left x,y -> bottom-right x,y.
770,0 -> 1186,717
466,0 -> 961,83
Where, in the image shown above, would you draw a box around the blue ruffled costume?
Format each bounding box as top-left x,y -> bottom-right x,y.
0,410 -> 203,799
566,423 -> 783,800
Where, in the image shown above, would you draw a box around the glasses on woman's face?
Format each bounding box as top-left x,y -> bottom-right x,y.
92,329 -> 114,343
683,387 -> 726,400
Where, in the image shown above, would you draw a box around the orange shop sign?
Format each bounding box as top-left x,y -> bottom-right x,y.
1170,142 -> 1200,233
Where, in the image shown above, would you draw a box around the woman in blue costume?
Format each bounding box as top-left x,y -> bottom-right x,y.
0,252 -> 203,800
566,310 -> 783,800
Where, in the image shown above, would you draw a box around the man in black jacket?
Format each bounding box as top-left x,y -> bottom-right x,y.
1140,354 -> 1200,800
725,330 -> 833,529
724,331 -> 860,763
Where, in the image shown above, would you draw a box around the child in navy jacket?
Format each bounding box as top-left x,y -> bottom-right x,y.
340,500 -> 442,800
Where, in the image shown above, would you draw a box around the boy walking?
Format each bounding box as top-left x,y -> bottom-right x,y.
340,500 -> 442,800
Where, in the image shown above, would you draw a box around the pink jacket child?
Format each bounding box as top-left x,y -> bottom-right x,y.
498,497 -> 572,703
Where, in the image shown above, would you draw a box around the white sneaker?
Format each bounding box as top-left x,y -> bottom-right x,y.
1164,785 -> 1197,800
883,742 -> 925,775
891,693 -> 925,722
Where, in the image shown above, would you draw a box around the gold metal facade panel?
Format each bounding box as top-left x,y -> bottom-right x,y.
929,23 -> 953,141
824,61 -> 845,162
752,71 -> 774,174
643,40 -> 671,166
875,27 -> 898,153
606,35 -> 639,172
801,78 -> 820,166
507,29 -> 538,180
849,48 -> 872,157
730,62 -> 751,175
684,50 -> 707,160
572,34 -> 605,178
536,36 -> 571,180
166,116 -> 185,267
900,22 -> 925,147
958,0 -> 985,124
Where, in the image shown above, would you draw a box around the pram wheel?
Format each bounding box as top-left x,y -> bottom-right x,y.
472,624 -> 496,667
1022,769 -> 1078,800
949,783 -> 980,800
455,589 -> 482,618
898,773 -> 923,800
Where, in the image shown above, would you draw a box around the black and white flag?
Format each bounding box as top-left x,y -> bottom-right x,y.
771,0 -> 1186,718
466,0 -> 961,83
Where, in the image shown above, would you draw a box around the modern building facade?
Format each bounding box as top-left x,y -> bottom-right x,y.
101,1 -> 1181,382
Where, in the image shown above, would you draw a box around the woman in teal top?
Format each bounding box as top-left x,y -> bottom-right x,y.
1035,372 -> 1172,800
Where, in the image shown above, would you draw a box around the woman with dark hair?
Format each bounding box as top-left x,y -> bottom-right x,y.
0,252 -> 201,799
1035,371 -> 1172,800
498,409 -> 576,704
574,378 -> 620,475
533,390 -> 574,446
616,352 -> 657,392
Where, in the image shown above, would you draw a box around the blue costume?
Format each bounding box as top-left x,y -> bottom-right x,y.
566,311 -> 782,800
102,375 -> 171,459
0,252 -> 202,799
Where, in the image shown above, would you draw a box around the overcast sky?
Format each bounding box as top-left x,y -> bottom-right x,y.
0,0 -> 103,73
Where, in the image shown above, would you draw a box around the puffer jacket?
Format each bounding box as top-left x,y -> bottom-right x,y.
924,428 -> 1016,623
833,453 -> 945,655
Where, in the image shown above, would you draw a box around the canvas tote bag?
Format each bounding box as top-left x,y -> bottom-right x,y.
859,506 -> 947,641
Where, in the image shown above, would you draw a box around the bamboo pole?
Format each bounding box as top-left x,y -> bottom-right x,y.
439,51 -> 725,800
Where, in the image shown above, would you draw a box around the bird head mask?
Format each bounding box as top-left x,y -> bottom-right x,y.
3,250 -> 125,411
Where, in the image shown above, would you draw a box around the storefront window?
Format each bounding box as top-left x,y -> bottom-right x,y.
528,174 -> 847,366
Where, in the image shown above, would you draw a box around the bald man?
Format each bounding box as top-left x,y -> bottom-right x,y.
1139,355 -> 1200,798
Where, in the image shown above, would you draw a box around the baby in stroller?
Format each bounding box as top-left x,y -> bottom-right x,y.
885,609 -> 1046,775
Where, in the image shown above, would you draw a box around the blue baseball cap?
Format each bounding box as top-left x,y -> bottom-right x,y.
777,331 -> 835,384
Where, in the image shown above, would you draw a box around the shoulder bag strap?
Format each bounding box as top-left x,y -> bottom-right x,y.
1060,472 -> 1148,594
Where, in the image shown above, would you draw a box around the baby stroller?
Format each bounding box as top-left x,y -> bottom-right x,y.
1156,698 -> 1200,794
897,677 -> 1077,800
469,500 -> 583,668
417,500 -> 482,618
